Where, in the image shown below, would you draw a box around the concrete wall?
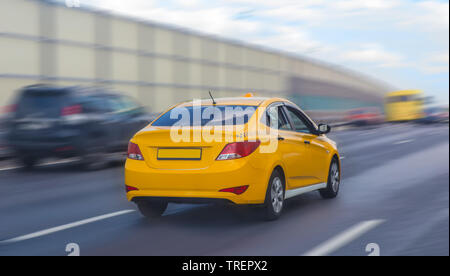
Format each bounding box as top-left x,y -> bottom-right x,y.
0,0 -> 390,113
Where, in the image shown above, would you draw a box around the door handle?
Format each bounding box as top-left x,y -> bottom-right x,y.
278,136 -> 285,141
304,140 -> 311,145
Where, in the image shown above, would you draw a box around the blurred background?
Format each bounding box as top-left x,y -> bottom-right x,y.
1,0 -> 448,124
0,0 -> 391,119
0,0 -> 448,256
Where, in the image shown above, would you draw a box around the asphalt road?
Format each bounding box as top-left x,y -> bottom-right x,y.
0,123 -> 448,256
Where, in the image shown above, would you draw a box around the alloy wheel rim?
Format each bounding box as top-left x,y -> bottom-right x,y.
271,177 -> 284,213
331,162 -> 340,193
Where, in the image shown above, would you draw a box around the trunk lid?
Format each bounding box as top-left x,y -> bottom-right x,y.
134,126 -> 240,170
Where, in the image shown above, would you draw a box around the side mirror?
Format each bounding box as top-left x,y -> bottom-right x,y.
318,124 -> 331,134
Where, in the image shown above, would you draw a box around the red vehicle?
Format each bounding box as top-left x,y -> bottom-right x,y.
346,107 -> 384,126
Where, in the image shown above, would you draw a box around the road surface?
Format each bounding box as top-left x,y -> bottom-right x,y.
0,123 -> 448,256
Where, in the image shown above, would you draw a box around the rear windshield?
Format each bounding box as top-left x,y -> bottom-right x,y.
15,91 -> 67,118
152,105 -> 258,127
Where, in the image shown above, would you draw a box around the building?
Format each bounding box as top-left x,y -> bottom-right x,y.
0,0 -> 391,120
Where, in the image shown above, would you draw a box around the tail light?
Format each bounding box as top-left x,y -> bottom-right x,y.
2,105 -> 16,121
61,105 -> 82,116
219,185 -> 249,195
61,105 -> 87,124
2,104 -> 16,114
128,142 -> 144,161
125,185 -> 139,193
216,140 -> 261,161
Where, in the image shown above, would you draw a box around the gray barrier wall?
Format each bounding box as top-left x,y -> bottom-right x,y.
0,0 -> 391,113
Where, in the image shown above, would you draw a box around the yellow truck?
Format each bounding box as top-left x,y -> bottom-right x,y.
385,90 -> 425,122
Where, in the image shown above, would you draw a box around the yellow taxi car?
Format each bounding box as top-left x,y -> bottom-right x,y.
125,96 -> 341,220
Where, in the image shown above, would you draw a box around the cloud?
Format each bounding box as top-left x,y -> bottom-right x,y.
88,0 -> 157,12
173,0 -> 202,8
420,52 -> 450,74
224,0 -> 325,8
331,0 -> 400,11
429,52 -> 450,65
256,6 -> 325,23
139,7 -> 262,38
421,65 -> 449,74
340,44 -> 405,67
88,0 -> 263,39
253,26 -> 325,54
80,0 -> 449,101
401,1 -> 449,31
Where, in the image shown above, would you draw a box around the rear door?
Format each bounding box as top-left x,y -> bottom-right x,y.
77,95 -> 114,149
102,96 -> 130,149
116,96 -> 149,141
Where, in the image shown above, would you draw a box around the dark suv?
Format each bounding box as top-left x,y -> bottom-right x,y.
6,85 -> 151,169
0,118 -> 12,160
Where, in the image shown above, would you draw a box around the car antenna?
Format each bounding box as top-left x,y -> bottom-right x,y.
209,91 -> 217,105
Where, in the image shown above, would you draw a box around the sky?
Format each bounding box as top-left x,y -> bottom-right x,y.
66,0 -> 449,104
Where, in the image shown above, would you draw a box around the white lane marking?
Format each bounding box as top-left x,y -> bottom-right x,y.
393,139 -> 414,145
0,165 -> 21,172
0,210 -> 135,245
38,158 -> 80,167
302,219 -> 385,256
0,158 -> 80,172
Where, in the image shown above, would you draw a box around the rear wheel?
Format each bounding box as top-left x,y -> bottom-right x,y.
19,157 -> 37,170
80,148 -> 109,171
319,158 -> 340,199
263,170 -> 285,221
137,201 -> 168,219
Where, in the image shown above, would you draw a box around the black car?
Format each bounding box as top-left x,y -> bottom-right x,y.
418,107 -> 448,124
0,118 -> 12,160
6,84 -> 152,169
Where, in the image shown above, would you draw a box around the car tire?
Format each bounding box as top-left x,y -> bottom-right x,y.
137,201 -> 168,219
80,149 -> 109,171
319,157 -> 340,199
263,170 -> 285,221
20,157 -> 37,170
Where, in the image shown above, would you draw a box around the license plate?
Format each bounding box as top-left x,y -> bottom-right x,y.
157,148 -> 202,160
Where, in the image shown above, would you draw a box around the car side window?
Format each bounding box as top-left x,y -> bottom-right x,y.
119,96 -> 144,116
284,106 -> 313,134
107,97 -> 125,113
80,97 -> 109,114
266,105 -> 292,130
120,96 -> 140,110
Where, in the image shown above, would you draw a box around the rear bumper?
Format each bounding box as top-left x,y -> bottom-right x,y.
132,196 -> 234,205
10,140 -> 78,157
8,132 -> 82,157
125,158 -> 270,205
